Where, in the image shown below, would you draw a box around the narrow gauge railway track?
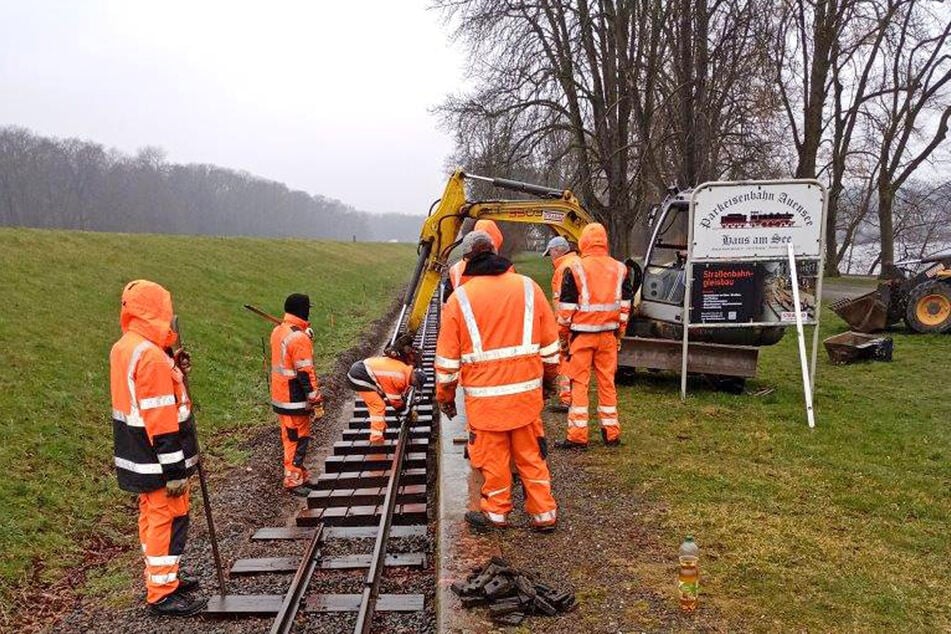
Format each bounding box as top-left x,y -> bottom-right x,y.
205,294 -> 439,633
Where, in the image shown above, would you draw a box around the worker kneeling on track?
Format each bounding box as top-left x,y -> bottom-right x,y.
110,280 -> 205,616
436,230 -> 561,533
556,223 -> 634,449
347,334 -> 425,444
543,235 -> 580,413
270,293 -> 324,496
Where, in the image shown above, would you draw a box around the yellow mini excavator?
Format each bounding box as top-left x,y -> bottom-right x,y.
394,170 -> 777,389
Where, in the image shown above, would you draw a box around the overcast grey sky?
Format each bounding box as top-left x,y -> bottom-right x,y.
0,0 -> 466,214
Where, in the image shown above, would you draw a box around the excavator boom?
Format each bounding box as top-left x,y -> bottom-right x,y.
400,170 -> 594,333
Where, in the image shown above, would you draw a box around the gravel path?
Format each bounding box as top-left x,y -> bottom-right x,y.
47,297 -> 409,634
454,407 -> 724,633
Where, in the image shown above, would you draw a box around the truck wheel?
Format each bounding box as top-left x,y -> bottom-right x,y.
904,280 -> 951,333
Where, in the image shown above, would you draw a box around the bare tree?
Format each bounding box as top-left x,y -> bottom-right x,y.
867,0 -> 951,267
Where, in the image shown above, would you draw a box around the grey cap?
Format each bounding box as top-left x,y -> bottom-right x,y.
461,230 -> 496,258
543,235 -> 570,257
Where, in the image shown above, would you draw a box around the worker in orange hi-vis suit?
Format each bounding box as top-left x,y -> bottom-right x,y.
435,230 -> 561,532
110,280 -> 205,617
555,223 -> 634,449
443,218 -> 508,300
270,293 -> 324,496
347,334 -> 425,444
543,235 -> 581,412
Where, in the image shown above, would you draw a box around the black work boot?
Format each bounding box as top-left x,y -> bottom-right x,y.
465,511 -> 507,533
177,574 -> 200,593
287,485 -> 312,497
553,439 -> 588,451
531,522 -> 558,534
148,591 -> 206,617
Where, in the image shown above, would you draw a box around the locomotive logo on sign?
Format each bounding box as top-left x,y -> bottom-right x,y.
719,212 -> 795,229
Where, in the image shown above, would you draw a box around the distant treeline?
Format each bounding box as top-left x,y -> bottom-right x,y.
0,126 -> 422,242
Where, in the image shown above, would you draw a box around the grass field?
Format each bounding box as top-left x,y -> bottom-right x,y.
514,253 -> 951,631
0,228 -> 417,608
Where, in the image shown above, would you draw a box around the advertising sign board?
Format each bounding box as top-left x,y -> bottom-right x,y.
681,180 -> 828,427
691,182 -> 824,260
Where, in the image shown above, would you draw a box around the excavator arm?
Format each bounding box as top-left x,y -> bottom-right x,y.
397,170 -> 594,335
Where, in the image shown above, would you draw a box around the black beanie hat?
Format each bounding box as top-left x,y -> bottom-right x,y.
284,293 -> 311,320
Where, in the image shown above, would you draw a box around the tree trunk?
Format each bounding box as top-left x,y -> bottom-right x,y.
877,186 -> 895,271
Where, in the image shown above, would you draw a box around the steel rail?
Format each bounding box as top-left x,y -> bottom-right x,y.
354,298 -> 434,634
269,524 -> 325,634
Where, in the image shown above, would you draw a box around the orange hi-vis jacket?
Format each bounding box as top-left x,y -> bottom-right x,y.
436,254 -> 560,431
551,251 -> 581,305
270,314 -> 319,415
557,223 -> 633,336
111,280 -> 198,493
348,356 -> 414,408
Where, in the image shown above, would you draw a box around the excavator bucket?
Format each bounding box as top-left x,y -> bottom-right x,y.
829,290 -> 893,333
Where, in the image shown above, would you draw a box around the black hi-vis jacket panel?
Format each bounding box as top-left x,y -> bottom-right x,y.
112,342 -> 199,493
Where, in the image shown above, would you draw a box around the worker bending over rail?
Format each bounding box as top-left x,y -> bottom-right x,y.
555,223 -> 634,449
110,280 -> 205,616
543,235 -> 580,412
270,294 -> 324,496
444,219 -> 507,299
436,230 -> 561,532
347,334 -> 425,444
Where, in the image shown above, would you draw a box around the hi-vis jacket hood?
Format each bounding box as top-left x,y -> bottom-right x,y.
120,280 -> 176,348
579,223 -> 609,257
474,219 -> 504,251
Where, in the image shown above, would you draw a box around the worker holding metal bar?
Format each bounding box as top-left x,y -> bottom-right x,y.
543,235 -> 580,412
435,230 -> 561,532
109,280 -> 205,616
270,293 -> 324,496
444,219 -> 507,300
346,334 -> 425,444
555,223 -> 634,449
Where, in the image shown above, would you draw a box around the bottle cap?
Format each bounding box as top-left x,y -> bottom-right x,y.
685,535 -> 694,542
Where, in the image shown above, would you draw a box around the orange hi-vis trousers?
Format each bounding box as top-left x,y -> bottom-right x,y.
138,487 -> 190,604
279,413 -> 311,488
565,331 -> 621,444
467,420 -> 557,528
358,391 -> 388,443
556,360 -> 572,407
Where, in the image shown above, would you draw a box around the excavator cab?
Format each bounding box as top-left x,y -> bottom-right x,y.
638,191 -> 691,326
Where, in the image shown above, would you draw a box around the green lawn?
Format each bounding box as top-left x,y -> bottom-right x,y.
0,228 -> 416,608
513,253 -> 951,631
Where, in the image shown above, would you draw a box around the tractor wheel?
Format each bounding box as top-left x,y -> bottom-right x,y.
904,280 -> 951,333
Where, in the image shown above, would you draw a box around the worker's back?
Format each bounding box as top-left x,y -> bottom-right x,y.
439,267 -> 558,430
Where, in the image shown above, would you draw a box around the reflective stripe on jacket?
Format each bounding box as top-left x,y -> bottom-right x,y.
436,257 -> 559,432
270,313 -> 319,415
110,280 -> 198,493
557,224 -> 633,335
448,259 -> 466,290
346,356 -> 413,407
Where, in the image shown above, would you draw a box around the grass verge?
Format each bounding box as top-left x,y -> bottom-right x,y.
513,252 -> 950,631
0,227 -> 416,612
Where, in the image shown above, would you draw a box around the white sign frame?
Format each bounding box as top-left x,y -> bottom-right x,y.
679,179 -> 828,428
